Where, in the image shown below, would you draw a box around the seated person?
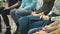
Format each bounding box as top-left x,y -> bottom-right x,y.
28,0 -> 60,34
0,0 -> 21,34
28,21 -> 60,34
18,0 -> 55,34
10,0 -> 37,24
10,0 -> 37,34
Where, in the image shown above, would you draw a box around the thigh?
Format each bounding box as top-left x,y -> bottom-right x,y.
1,8 -> 12,15
28,27 -> 42,34
29,20 -> 53,28
15,10 -> 31,16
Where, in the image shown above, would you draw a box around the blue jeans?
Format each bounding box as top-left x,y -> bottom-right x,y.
18,12 -> 58,34
10,9 -> 31,23
28,27 -> 53,34
10,9 -> 31,33
18,16 -> 53,34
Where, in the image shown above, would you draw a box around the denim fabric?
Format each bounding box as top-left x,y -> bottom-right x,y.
28,27 -> 53,34
18,16 -> 53,34
10,9 -> 31,23
28,27 -> 42,34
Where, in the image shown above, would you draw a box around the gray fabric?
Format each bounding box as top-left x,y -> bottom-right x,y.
36,0 -> 55,15
51,0 -> 60,15
50,0 -> 60,21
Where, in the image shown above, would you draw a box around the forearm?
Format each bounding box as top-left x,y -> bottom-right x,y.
5,3 -> 9,7
10,2 -> 19,8
48,21 -> 59,27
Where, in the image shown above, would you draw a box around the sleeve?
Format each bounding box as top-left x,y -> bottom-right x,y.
36,0 -> 55,15
19,0 -> 25,8
24,0 -> 37,10
51,16 -> 60,21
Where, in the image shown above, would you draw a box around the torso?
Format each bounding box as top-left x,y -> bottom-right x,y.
52,0 -> 60,15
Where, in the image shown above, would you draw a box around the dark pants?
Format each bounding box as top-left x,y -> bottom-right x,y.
0,7 -> 12,34
1,7 -> 11,27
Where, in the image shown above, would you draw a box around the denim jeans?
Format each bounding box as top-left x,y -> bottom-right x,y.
10,9 -> 31,23
10,9 -> 31,33
18,16 -> 53,34
18,12 -> 58,34
28,27 -> 53,34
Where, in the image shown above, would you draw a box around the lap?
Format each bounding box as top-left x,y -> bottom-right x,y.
1,8 -> 12,15
15,10 -> 31,16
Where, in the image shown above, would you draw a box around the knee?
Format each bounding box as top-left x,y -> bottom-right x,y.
15,10 -> 23,15
28,28 -> 39,34
10,9 -> 17,14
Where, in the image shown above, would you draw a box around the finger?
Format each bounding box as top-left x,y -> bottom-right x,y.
35,32 -> 39,34
40,15 -> 43,19
42,28 -> 46,31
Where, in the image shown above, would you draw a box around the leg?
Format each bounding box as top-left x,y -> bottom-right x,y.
30,20 -> 53,28
10,9 -> 31,34
1,9 -> 11,34
28,27 -> 42,34
18,16 -> 53,34
18,16 -> 42,34
10,9 -> 18,23
10,9 -> 19,34
15,10 -> 31,20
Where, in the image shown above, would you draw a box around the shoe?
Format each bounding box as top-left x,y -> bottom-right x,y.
4,26 -> 11,34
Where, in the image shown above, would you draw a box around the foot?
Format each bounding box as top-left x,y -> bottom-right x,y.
5,26 -> 11,34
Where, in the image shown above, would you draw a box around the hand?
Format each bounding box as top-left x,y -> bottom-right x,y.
19,8 -> 24,10
4,7 -> 11,10
42,25 -> 53,30
41,15 -> 49,20
34,30 -> 47,34
31,11 -> 44,16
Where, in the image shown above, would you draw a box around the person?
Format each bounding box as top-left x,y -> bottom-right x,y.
28,0 -> 60,34
18,0 -> 55,34
10,0 -> 37,34
10,0 -> 37,24
0,0 -> 21,34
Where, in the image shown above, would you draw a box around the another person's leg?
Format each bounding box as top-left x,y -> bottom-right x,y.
1,9 -> 11,34
10,9 -> 20,34
10,9 -> 31,34
18,15 -> 53,34
30,20 -> 53,28
28,27 -> 42,34
18,16 -> 41,34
